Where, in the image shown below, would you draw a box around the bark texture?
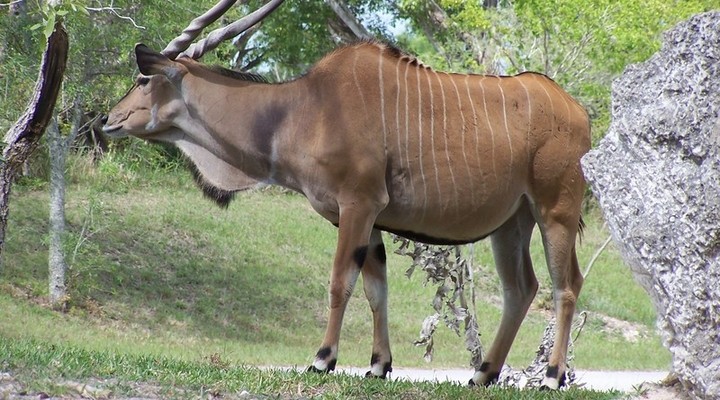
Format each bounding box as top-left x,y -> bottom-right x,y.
47,119 -> 67,306
0,22 -> 68,260
581,12 -> 720,400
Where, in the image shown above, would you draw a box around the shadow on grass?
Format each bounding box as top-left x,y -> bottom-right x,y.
4,187 -> 332,346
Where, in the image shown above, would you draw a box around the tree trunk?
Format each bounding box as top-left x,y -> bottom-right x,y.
47,100 -> 83,308
47,117 -> 67,306
0,21 -> 68,263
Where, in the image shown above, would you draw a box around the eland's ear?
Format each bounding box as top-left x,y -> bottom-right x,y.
135,43 -> 179,77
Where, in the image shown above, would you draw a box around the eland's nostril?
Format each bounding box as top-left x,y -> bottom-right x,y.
101,115 -> 109,125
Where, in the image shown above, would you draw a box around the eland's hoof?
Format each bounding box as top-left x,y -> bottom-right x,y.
364,370 -> 387,379
306,365 -> 327,374
306,362 -> 335,374
540,369 -> 566,390
469,378 -> 498,388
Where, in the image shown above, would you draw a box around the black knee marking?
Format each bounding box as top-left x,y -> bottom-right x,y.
545,365 -> 559,379
479,362 -> 490,372
375,244 -> 386,264
370,352 -> 380,366
353,246 -> 368,268
316,346 -> 332,360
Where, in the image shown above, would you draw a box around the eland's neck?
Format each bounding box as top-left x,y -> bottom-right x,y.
176,72 -> 310,192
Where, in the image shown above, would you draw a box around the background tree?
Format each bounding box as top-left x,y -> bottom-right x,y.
0,20 -> 68,264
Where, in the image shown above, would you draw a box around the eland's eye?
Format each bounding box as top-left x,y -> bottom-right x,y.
137,76 -> 150,85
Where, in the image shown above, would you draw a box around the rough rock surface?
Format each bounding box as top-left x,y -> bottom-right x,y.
581,12 -> 720,400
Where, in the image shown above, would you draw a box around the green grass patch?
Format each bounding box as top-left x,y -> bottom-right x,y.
1,338 -> 621,399
1,157 -> 669,380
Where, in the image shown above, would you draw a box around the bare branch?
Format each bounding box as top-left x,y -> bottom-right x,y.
583,235 -> 613,278
0,0 -> 23,7
86,6 -> 146,29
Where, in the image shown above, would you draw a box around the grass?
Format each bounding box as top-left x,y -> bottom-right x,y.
0,152 -> 670,397
1,338 -> 620,399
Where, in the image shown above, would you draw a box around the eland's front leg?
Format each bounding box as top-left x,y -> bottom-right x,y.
308,201 -> 383,374
362,229 -> 392,378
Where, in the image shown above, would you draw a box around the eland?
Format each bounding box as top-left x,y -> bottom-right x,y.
102,0 -> 590,389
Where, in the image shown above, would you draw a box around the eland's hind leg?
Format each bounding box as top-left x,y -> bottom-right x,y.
470,199 -> 538,386
533,175 -> 585,389
538,219 -> 583,389
361,229 -> 392,378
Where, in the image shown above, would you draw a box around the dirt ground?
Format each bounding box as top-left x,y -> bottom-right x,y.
627,376 -> 691,400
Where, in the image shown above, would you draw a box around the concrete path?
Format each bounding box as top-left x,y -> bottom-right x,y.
325,367 -> 669,393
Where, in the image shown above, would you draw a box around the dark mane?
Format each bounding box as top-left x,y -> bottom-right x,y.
201,64 -> 268,83
187,161 -> 236,208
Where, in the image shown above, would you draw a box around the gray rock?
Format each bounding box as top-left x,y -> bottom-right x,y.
581,11 -> 720,400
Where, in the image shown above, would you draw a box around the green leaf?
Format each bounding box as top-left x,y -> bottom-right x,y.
43,14 -> 56,39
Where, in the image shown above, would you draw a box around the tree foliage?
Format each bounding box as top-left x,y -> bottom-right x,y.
394,0 -> 719,144
4,0 -> 713,143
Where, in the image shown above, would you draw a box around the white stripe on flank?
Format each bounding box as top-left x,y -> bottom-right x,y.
403,61 -> 415,197
497,78 -> 513,189
452,75 -> 474,207
416,64 -> 427,213
436,72 -> 458,211
464,75 -> 482,204
394,58 -> 404,180
516,77 -> 532,160
353,51 -> 368,113
479,77 -> 497,182
378,48 -> 387,150
424,68 -> 442,206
